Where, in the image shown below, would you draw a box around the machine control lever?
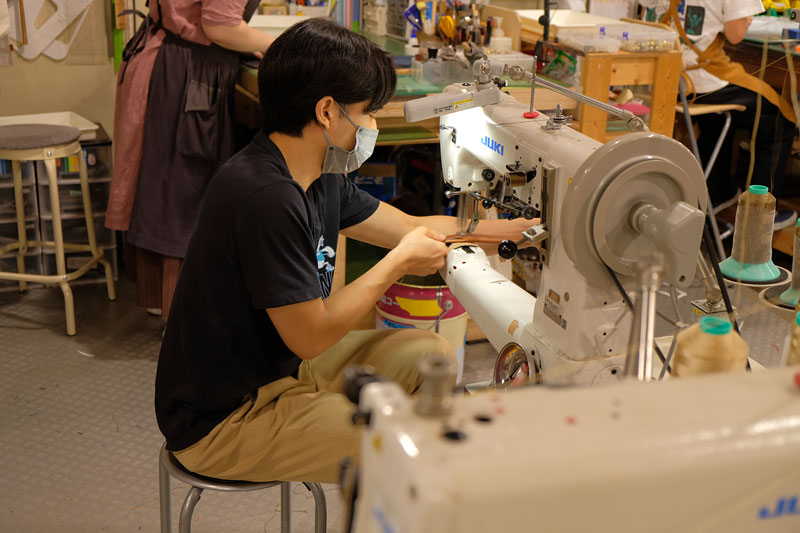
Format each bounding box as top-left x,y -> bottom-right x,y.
498,224 -> 549,259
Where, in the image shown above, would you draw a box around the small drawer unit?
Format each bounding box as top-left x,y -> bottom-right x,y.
0,250 -> 43,291
38,178 -> 111,216
43,246 -> 118,284
0,217 -> 40,250
40,213 -> 114,248
0,160 -> 36,180
34,141 -> 112,180
0,179 -> 38,219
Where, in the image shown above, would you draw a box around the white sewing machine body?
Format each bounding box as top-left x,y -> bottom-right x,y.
435,83 -> 706,384
352,368 -> 800,532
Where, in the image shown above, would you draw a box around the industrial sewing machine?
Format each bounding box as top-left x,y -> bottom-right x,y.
345,61 -> 800,532
406,59 -> 708,385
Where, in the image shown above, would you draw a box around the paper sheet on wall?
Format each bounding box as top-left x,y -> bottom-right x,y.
7,0 -> 93,60
588,0 -> 632,20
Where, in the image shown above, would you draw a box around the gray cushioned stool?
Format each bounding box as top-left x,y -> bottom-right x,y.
159,443 -> 327,533
0,123 -> 116,335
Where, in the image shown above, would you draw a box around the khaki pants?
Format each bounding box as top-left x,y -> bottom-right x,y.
174,328 -> 456,483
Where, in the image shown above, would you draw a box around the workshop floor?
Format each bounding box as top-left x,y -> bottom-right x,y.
0,279 -> 497,532
0,271 -> 791,532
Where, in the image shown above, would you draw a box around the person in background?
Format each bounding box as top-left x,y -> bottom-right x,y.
155,19 -> 532,483
663,0 -> 797,229
107,0 -> 273,317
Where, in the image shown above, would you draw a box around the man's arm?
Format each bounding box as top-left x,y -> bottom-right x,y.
341,201 -> 535,250
724,16 -> 753,45
267,227 -> 449,360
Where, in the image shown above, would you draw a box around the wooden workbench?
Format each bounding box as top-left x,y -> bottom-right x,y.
236,65 -> 576,146
480,6 -> 683,143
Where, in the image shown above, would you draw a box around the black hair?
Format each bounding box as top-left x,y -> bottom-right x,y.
258,18 -> 397,136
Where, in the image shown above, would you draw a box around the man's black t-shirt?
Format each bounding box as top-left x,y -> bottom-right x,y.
154,131 -> 379,451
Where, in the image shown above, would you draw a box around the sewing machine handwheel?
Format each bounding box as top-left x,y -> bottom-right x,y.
498,240 -> 518,260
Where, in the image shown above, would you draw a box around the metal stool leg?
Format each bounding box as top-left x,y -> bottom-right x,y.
704,111 -> 732,181
305,482 -> 328,533
44,157 -> 76,335
281,482 -> 292,532
77,146 -> 116,301
159,452 -> 173,533
10,160 -> 27,292
178,487 -> 203,533
679,78 -> 727,261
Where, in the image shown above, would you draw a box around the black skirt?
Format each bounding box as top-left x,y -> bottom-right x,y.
127,30 -> 239,258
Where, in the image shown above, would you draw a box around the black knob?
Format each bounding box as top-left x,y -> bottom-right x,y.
481,168 -> 495,181
343,366 -> 388,406
498,240 -> 518,260
482,199 -> 493,209
526,169 -> 537,182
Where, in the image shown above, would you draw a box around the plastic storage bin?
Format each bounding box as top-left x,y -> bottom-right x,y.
81,143 -> 112,179
0,179 -> 37,219
607,26 -> 676,52
0,111 -> 99,141
412,57 -> 472,85
0,250 -> 43,291
42,246 -> 118,285
0,217 -> 40,249
38,178 -> 111,216
40,213 -> 114,248
485,50 -> 536,71
35,143 -> 111,180
558,30 -> 621,53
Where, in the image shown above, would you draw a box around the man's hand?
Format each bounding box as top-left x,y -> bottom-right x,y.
389,226 -> 449,277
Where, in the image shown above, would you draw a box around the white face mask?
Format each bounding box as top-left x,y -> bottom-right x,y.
321,102 -> 379,174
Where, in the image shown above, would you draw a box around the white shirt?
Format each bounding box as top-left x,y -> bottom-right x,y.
669,0 -> 764,94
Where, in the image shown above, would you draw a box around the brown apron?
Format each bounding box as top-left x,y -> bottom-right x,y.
662,0 -> 796,123
126,0 -> 261,259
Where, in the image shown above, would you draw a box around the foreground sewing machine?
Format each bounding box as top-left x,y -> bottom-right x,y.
349,360 -> 800,532
346,61 -> 800,532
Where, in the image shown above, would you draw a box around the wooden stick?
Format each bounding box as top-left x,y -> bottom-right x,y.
444,233 -> 521,244
18,0 -> 28,46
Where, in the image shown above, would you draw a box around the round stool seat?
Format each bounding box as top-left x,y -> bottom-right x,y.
0,124 -> 81,150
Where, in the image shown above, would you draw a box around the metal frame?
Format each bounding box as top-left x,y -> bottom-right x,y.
158,444 -> 327,533
677,78 -> 738,261
0,139 -> 116,335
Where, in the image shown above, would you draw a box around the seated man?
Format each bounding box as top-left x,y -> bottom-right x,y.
662,0 -> 797,228
154,18 -> 530,483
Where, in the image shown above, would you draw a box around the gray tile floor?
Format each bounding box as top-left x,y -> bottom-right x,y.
0,272 -> 789,532
0,279 -> 496,532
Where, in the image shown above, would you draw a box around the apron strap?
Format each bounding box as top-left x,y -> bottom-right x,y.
243,0 -> 261,23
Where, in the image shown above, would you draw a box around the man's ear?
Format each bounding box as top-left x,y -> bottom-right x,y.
316,96 -> 335,130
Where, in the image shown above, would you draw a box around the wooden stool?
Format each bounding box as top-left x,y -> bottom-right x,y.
158,443 -> 327,533
0,124 -> 116,335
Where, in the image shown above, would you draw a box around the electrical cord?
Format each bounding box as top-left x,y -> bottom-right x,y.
605,264 -> 670,373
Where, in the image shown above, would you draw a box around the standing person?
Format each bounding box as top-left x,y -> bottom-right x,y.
107,0 -> 273,316
664,0 -> 797,228
155,19 -> 532,483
